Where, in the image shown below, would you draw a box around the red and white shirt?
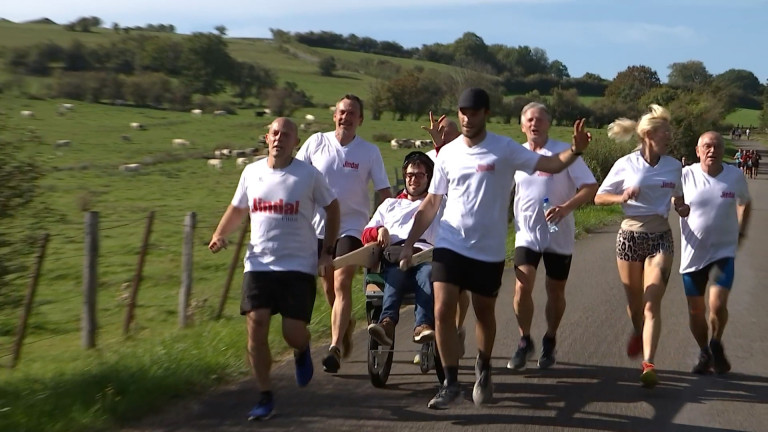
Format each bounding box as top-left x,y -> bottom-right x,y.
679,163 -> 750,273
598,151 -> 682,217
514,139 -> 597,255
296,132 -> 390,239
231,158 -> 336,275
430,132 -> 540,262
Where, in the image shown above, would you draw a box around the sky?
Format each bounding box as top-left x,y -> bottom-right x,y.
3,0 -> 768,82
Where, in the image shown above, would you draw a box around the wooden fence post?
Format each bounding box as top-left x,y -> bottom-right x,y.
10,233 -> 49,368
123,211 -> 155,335
83,211 -> 99,349
215,220 -> 249,320
179,212 -> 196,328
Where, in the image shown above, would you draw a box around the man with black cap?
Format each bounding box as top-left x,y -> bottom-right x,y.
399,87 -> 592,409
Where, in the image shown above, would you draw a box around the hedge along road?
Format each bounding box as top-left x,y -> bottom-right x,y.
125,140 -> 768,432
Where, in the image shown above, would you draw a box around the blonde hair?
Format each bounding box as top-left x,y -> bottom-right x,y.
607,104 -> 671,143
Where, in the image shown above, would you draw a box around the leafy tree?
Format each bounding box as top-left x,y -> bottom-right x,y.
63,39 -> 93,71
318,56 -> 337,77
760,93 -> 768,130
231,61 -> 277,104
667,60 -> 711,89
549,88 -> 592,126
266,81 -> 313,116
604,65 -> 661,105
712,68 -> 762,96
180,32 -> 235,95
639,86 -> 680,109
112,22 -> 120,33
549,60 -> 570,80
214,25 -> 228,36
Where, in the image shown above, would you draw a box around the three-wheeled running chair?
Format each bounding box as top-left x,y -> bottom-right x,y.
363,266 -> 445,388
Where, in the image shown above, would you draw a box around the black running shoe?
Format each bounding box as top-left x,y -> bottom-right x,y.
538,335 -> 556,370
507,337 -> 534,370
692,348 -> 713,375
710,339 -> 731,375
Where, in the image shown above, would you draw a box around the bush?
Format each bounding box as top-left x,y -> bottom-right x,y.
318,56 -> 336,77
372,133 -> 394,143
53,72 -> 90,100
582,135 -> 636,184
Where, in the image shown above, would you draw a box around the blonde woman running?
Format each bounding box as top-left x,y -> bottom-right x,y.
594,105 -> 687,388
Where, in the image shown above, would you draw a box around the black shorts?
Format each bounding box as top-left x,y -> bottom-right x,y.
513,247 -> 572,281
240,271 -> 316,323
316,236 -> 363,259
431,248 -> 505,298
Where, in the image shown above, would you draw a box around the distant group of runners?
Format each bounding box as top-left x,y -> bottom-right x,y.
209,89 -> 752,420
734,147 -> 761,178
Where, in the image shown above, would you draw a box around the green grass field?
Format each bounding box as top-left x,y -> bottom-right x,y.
725,108 -> 761,128
0,21 -> 627,432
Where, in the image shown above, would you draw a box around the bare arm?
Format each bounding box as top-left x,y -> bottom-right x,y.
595,186 -> 639,206
534,118 -> 591,174
209,205 -> 248,253
399,193 -> 443,266
548,183 -> 598,224
737,200 -> 751,243
672,195 -> 690,217
376,187 -> 393,201
319,199 -> 341,270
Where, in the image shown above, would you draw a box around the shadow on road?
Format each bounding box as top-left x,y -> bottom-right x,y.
126,360 -> 768,432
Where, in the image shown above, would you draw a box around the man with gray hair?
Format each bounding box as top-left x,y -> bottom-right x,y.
508,102 -> 598,371
678,131 -> 750,375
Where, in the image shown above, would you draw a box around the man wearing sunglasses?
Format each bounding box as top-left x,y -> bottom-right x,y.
363,151 -> 442,346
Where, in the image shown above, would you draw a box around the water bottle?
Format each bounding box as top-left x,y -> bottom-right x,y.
542,197 -> 558,233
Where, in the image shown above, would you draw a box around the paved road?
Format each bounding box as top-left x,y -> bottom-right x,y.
127,141 -> 768,432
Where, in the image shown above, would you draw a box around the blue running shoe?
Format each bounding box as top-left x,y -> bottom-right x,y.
295,347 -> 313,387
247,398 -> 274,421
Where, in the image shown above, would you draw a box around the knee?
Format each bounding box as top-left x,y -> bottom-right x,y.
643,301 -> 660,317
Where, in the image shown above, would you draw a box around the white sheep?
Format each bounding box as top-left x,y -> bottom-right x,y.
252,155 -> 267,162
220,148 -> 232,157
59,103 -> 75,111
129,122 -> 144,130
119,163 -> 142,172
304,114 -> 316,122
190,109 -> 203,116
207,159 -> 223,169
20,110 -> 35,118
390,139 -> 400,150
54,139 -> 71,148
213,110 -> 227,116
171,138 -> 190,147
236,157 -> 249,167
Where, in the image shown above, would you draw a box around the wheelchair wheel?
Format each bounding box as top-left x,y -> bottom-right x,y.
368,333 -> 394,388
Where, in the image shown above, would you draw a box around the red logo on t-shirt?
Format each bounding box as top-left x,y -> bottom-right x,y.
661,181 -> 676,189
720,191 -> 735,199
343,161 -> 359,169
476,163 -> 495,172
251,198 -> 300,215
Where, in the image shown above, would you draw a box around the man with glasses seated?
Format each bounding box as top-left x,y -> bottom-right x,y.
364,152 -> 443,346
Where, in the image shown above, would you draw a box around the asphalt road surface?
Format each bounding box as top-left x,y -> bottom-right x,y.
126,141 -> 768,432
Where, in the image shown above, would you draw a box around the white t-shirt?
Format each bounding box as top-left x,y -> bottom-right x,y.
430,132 -> 540,262
426,149 -> 437,162
679,163 -> 750,273
513,139 -> 597,255
597,152 -> 682,217
231,158 -> 336,275
296,132 -> 390,239
365,197 -> 443,251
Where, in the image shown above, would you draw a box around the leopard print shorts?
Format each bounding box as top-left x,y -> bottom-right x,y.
616,229 -> 674,262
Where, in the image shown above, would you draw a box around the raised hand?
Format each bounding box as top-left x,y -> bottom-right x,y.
421,111 -> 447,146
572,118 -> 591,153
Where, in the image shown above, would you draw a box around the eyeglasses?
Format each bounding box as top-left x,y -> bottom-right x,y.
405,172 -> 427,180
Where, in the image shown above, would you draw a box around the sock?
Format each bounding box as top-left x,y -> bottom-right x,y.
260,391 -> 273,403
521,334 -> 532,346
445,366 -> 459,386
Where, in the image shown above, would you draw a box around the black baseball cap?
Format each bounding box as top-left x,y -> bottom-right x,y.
458,87 -> 490,110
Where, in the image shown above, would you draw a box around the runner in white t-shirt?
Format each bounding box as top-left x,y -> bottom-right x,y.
421,112 -> 470,358
363,152 -> 442,348
294,94 -> 391,374
209,118 -> 340,422
400,88 -> 593,410
678,131 -> 751,376
595,104 -> 687,389
509,103 -> 598,372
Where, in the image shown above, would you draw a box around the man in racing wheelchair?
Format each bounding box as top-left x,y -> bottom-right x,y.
362,151 -> 442,347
